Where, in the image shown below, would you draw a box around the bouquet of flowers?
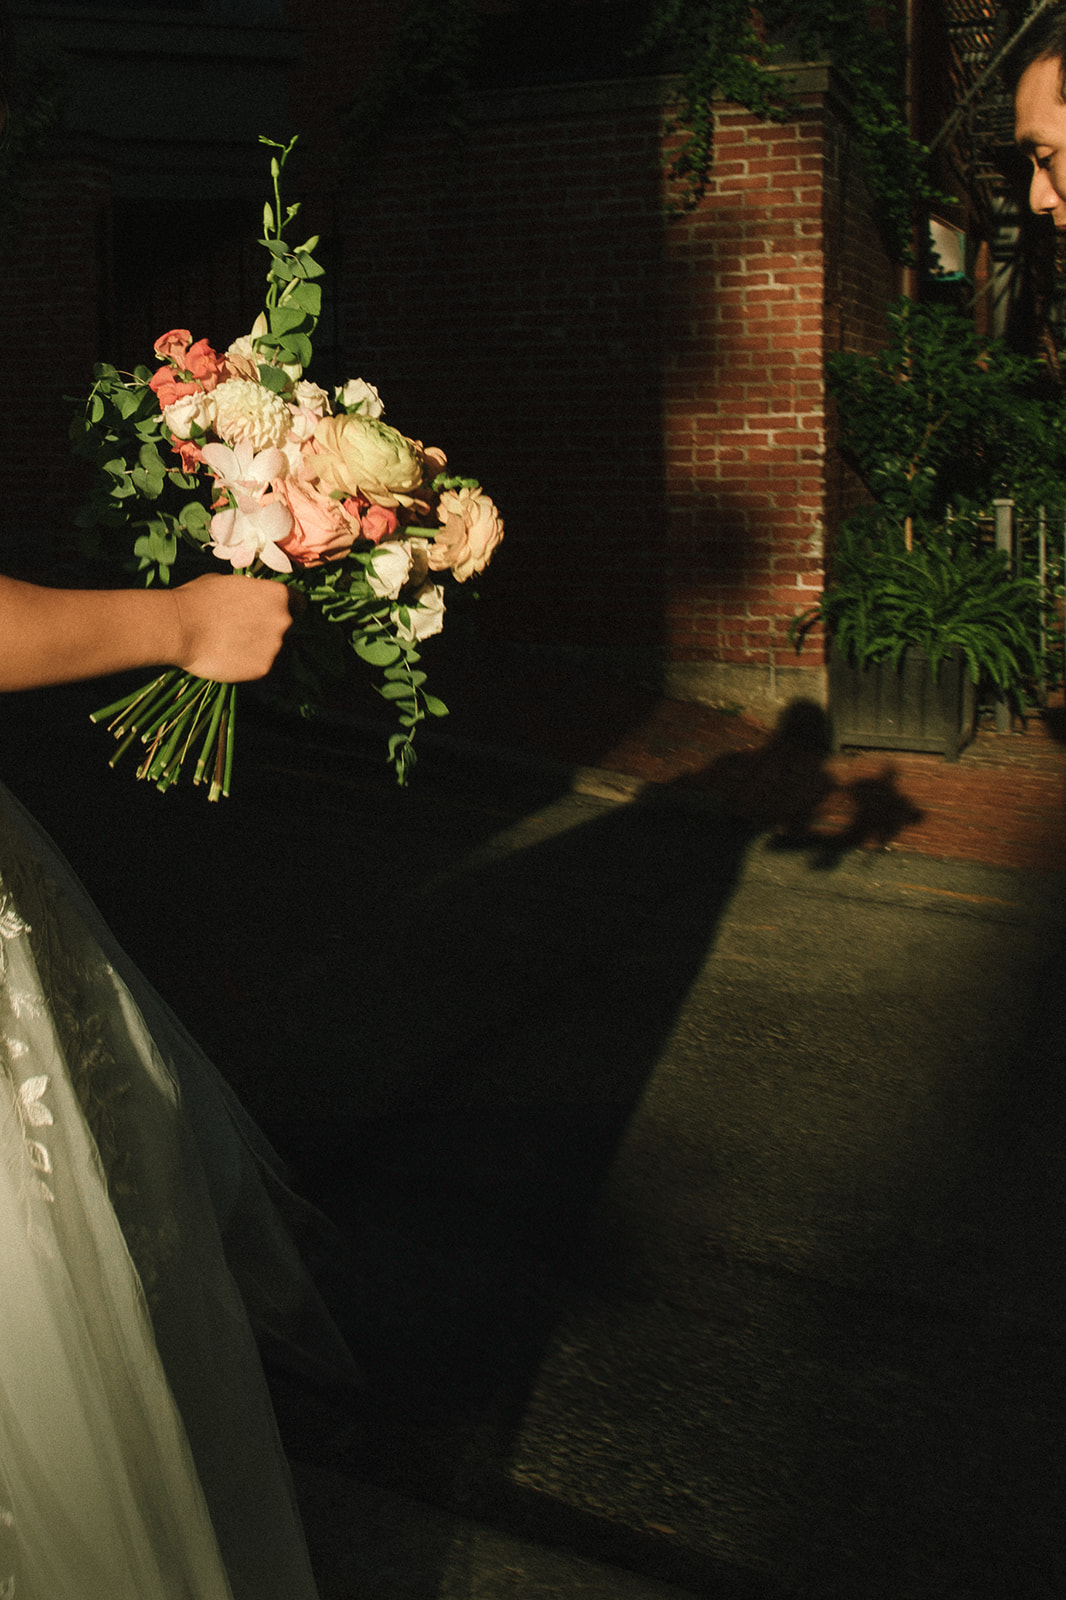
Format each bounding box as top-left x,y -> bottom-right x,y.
72,137 -> 502,799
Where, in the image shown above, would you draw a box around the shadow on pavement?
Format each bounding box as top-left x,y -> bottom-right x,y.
701,698 -> 925,868
7,681 -> 1044,1600
3,676 -> 778,1594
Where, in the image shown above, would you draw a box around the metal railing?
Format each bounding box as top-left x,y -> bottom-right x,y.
987,498 -> 1065,723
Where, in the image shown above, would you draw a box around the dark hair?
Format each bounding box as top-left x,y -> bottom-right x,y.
1009,3 -> 1066,95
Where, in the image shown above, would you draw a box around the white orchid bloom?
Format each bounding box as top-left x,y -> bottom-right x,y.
209,499 -> 293,573
202,440 -> 293,571
201,439 -> 287,497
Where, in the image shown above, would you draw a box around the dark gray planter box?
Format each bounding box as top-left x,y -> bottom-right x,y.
829,645 -> 976,762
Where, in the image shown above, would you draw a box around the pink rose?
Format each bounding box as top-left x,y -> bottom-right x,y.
428,485 -> 504,582
341,495 -> 401,544
277,477 -> 358,568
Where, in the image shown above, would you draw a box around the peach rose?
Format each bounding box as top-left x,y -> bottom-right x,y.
428,486 -> 504,582
277,477 -> 358,568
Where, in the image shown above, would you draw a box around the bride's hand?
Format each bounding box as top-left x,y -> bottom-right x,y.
170,575 -> 293,682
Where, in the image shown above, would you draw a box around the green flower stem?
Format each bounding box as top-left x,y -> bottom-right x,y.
91,670 -> 175,727
136,675 -> 209,749
146,679 -> 219,788
107,727 -> 140,770
216,684 -> 238,802
194,682 -> 229,788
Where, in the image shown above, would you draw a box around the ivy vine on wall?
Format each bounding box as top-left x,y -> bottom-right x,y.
343,0 -> 942,264
640,0 -> 944,258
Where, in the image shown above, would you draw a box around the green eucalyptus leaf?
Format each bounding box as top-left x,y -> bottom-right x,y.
280,332 -> 313,367
268,304 -> 309,336
353,637 -> 402,666
257,363 -> 291,394
283,280 -> 321,317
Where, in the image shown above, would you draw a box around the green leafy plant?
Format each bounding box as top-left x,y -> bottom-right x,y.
793,515 -> 1044,704
801,298 -> 1061,711
826,297 -> 1066,537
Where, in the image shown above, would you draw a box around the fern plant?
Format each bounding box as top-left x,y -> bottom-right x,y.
793,517 -> 1044,707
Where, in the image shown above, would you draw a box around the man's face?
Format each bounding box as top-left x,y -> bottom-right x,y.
1015,54 -> 1066,226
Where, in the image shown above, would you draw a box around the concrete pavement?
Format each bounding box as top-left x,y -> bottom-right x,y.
4,680 -> 1065,1597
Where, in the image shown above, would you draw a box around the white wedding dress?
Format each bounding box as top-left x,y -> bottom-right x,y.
0,778 -> 355,1600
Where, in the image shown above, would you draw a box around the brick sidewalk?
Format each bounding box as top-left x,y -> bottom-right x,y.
421,660 -> 1066,876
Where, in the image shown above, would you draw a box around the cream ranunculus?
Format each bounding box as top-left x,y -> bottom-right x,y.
211,379 -> 293,452
427,485 -> 504,582
309,414 -> 425,507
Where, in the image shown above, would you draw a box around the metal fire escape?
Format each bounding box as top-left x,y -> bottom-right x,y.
930,0 -> 1062,340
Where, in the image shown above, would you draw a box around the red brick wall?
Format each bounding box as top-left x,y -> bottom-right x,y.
662,99 -> 830,690
333,69 -> 896,711
821,98 -> 901,550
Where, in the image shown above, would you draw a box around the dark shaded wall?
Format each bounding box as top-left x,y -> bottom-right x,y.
0,2 -> 896,715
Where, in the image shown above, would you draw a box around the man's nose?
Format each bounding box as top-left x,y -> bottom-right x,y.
1030,164 -> 1063,214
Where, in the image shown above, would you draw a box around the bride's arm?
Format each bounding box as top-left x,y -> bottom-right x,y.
0,572 -> 292,690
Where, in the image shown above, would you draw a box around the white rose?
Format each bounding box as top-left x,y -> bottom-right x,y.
366,541 -> 415,600
395,583 -> 445,642
294,380 -> 331,417
212,378 -> 292,451
336,378 -> 384,418
164,390 -> 215,439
